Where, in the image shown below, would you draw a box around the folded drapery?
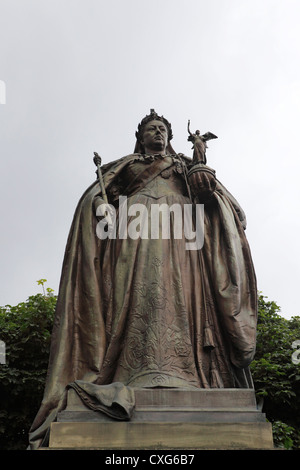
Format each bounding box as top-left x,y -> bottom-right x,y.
67,380 -> 135,420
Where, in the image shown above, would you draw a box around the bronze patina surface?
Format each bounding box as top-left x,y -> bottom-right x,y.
29,110 -> 257,449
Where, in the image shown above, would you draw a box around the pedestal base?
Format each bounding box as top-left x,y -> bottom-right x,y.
48,388 -> 274,450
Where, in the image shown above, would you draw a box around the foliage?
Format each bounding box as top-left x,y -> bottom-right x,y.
251,293 -> 300,450
0,280 -> 56,450
0,284 -> 300,450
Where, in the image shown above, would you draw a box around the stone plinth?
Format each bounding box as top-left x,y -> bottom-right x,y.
48,388 -> 274,450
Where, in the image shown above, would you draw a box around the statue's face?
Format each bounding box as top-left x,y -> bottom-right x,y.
141,120 -> 168,153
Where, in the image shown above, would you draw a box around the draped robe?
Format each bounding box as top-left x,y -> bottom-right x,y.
28,152 -> 257,449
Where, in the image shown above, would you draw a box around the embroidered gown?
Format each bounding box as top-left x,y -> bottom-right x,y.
28,152 -> 257,448
96,154 -> 256,389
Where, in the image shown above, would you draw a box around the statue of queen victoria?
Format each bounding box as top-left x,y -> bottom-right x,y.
29,109 -> 257,449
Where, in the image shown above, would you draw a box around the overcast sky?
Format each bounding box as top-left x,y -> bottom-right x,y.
0,0 -> 300,319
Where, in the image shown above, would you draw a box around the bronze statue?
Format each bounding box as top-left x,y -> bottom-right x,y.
29,110 -> 257,449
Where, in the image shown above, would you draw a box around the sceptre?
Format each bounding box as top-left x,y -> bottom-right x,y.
93,151 -> 108,204
93,151 -> 114,233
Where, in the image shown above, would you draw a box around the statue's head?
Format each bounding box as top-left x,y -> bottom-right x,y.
135,109 -> 174,154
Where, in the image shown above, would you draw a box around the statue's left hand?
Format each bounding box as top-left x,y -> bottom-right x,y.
188,166 -> 216,202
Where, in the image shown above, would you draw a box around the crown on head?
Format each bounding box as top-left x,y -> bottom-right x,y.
135,109 -> 173,143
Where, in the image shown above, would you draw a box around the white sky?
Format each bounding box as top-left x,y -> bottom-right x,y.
0,0 -> 300,319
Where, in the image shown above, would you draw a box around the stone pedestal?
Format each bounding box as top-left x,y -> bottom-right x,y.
48,388 -> 274,449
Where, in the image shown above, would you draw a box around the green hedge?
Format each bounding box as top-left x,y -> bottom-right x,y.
0,281 -> 56,450
0,283 -> 299,449
250,294 -> 300,449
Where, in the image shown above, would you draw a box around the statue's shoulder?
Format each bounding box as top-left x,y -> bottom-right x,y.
75,156 -> 138,206
101,154 -> 140,172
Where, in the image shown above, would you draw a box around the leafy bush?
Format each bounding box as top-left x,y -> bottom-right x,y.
250,293 -> 300,449
0,285 -> 299,450
0,280 -> 56,450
